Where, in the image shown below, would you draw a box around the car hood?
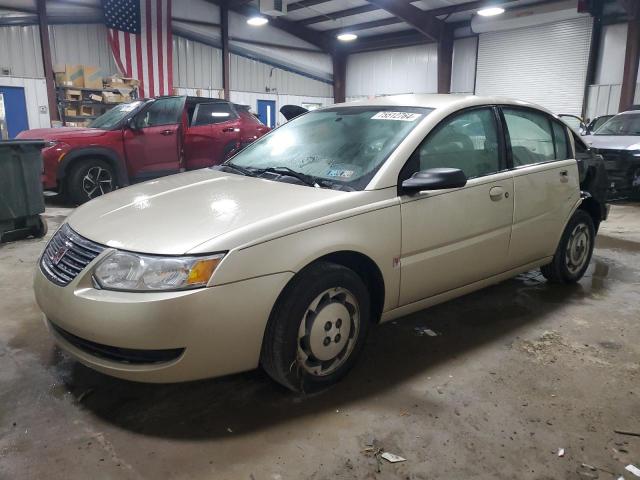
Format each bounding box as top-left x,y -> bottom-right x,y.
67,169 -> 369,255
583,135 -> 640,150
17,127 -> 108,141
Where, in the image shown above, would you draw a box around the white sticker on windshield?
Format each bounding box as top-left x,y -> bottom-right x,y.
371,111 -> 422,121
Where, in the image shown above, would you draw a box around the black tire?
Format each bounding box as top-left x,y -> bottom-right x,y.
32,215 -> 48,238
541,209 -> 595,284
261,261 -> 371,393
67,159 -> 116,205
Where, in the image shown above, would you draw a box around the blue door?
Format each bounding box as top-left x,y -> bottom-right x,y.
257,100 -> 276,128
0,86 -> 29,139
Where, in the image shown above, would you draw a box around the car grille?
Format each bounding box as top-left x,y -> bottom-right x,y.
593,148 -> 623,168
40,224 -> 105,286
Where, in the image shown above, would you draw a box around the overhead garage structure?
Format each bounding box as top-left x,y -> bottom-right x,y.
0,0 -> 638,135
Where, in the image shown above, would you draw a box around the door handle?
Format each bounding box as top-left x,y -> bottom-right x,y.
160,129 -> 174,136
559,170 -> 569,182
222,127 -> 237,133
489,186 -> 504,201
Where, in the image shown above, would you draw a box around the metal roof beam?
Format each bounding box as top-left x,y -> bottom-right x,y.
364,0 -> 443,41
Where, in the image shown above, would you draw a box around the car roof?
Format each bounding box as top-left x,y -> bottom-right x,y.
324,93 -> 552,115
616,110 -> 640,116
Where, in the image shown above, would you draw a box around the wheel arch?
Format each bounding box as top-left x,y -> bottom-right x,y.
578,191 -> 605,233
270,250 -> 386,327
59,147 -> 129,187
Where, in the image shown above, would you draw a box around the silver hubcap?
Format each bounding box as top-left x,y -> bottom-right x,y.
82,166 -> 113,199
297,287 -> 360,377
565,222 -> 590,275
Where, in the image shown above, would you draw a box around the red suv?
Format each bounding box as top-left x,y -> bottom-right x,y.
17,96 -> 270,203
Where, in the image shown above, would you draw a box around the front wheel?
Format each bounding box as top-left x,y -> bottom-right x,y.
261,262 -> 371,392
541,209 -> 595,284
67,159 -> 116,204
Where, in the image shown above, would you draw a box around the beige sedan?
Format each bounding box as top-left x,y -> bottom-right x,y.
34,94 -> 602,392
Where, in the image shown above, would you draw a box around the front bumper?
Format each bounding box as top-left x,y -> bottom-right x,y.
34,264 -> 293,382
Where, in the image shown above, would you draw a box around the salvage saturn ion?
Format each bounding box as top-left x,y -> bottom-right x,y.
35,94 -> 607,392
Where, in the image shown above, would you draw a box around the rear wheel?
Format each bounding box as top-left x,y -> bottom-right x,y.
67,159 -> 116,204
541,209 -> 595,284
261,262 -> 371,392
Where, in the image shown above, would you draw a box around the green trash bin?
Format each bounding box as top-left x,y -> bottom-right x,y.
0,140 -> 48,243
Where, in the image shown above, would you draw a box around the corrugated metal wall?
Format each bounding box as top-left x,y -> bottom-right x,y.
476,17 -> 593,115
585,23 -> 640,118
346,44 -> 438,97
230,90 -> 333,126
48,24 -> 117,73
229,54 -> 332,97
173,36 -> 223,90
0,25 -> 44,78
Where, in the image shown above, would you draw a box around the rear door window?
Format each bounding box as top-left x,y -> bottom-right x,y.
503,108 -> 555,167
192,103 -> 237,126
552,121 -> 569,160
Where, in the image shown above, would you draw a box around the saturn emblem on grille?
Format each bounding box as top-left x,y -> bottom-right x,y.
51,241 -> 72,265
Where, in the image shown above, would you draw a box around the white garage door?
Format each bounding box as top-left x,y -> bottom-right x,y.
476,17 -> 593,116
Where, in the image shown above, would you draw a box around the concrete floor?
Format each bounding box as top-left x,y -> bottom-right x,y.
1,203 -> 639,480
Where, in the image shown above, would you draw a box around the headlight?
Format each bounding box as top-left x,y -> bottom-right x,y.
93,251 -> 225,291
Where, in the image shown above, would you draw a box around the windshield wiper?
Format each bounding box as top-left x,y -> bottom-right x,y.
222,162 -> 257,177
256,166 -> 321,188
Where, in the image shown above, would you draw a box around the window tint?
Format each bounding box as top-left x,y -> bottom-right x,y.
193,103 -> 236,126
573,133 -> 588,155
552,121 -> 569,159
134,97 -> 184,128
503,108 -> 555,167
416,108 -> 501,179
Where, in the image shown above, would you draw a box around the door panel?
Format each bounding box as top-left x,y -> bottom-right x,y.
123,124 -> 181,176
257,100 -> 276,128
508,160 -> 580,267
400,171 -> 514,306
184,102 -> 241,169
0,86 -> 29,138
123,97 -> 184,177
501,107 -> 580,267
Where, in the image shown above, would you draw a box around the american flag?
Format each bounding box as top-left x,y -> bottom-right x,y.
103,0 -> 173,98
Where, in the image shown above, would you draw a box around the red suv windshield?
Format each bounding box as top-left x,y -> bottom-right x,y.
89,101 -> 144,129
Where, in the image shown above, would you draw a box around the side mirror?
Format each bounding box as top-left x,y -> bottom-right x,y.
402,168 -> 467,193
126,117 -> 139,130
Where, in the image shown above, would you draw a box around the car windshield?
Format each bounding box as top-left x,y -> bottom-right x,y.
594,112 -> 640,136
89,101 -> 144,129
226,106 -> 433,190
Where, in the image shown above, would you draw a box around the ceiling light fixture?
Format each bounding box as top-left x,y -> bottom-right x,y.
247,16 -> 268,26
337,32 -> 358,42
477,6 -> 505,16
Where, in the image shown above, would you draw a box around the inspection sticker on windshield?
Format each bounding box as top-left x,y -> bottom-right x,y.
327,169 -> 354,178
371,111 -> 422,121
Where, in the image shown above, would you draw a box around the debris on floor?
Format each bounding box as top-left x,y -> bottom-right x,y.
414,326 -> 438,337
557,448 -> 565,457
625,465 -> 640,477
615,429 -> 640,438
380,452 -> 406,463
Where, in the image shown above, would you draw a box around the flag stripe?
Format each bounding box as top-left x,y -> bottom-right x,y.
157,0 -> 164,97
105,0 -> 172,98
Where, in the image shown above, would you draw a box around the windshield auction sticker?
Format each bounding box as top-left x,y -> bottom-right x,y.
371,112 -> 422,121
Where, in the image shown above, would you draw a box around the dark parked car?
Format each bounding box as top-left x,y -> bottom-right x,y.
584,115 -> 614,135
583,110 -> 640,200
17,96 -> 270,203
